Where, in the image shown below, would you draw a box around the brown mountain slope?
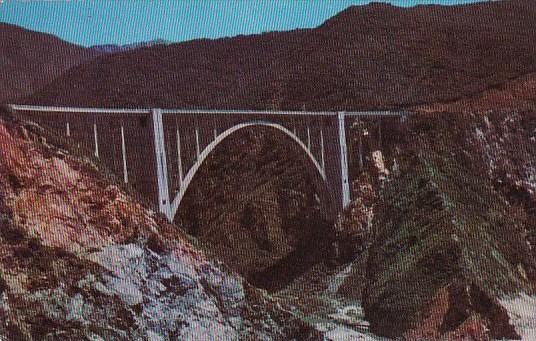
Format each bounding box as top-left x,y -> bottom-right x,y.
27,0 -> 536,110
0,23 -> 99,103
416,72 -> 536,114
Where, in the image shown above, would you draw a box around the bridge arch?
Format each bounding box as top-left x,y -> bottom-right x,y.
169,121 -> 333,222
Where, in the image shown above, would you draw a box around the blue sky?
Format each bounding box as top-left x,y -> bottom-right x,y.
1,0 -> 486,47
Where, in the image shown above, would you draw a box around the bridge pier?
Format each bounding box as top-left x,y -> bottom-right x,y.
378,120 -> 382,151
195,125 -> 201,158
152,109 -> 172,220
357,118 -> 364,170
307,124 -> 311,150
338,112 -> 350,208
93,122 -> 99,158
320,129 -> 325,172
120,124 -> 128,184
176,127 -> 184,186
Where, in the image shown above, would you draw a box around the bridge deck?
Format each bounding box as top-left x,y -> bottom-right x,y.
10,105 -> 407,117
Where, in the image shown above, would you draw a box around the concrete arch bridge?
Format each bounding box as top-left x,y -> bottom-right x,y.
12,105 -> 407,222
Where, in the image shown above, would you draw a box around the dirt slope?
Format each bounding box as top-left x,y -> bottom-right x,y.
417,72 -> 536,114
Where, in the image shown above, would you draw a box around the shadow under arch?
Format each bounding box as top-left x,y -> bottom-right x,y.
169,121 -> 336,222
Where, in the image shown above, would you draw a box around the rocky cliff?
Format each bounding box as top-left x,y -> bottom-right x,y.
335,82 -> 536,339
0,113 -> 321,340
363,111 -> 536,339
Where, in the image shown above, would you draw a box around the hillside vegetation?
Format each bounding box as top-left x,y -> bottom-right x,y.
0,23 -> 99,104
361,111 -> 536,338
27,0 -> 536,110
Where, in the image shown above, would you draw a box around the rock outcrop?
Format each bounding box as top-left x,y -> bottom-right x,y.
361,111 -> 536,339
0,117 -> 321,340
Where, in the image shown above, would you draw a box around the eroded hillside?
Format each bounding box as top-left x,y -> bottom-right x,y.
361,111 -> 536,339
0,113 -> 321,340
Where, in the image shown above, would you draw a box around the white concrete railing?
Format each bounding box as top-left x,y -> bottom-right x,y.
10,104 -> 407,117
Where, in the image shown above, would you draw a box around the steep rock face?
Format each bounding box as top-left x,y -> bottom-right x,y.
0,117 -> 321,340
362,112 -> 536,339
470,112 -> 536,255
0,23 -> 99,103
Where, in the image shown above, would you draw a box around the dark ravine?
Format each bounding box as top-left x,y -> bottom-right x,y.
175,127 -> 337,293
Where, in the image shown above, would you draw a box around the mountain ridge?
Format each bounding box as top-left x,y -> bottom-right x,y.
26,0 -> 536,110
91,39 -> 174,54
